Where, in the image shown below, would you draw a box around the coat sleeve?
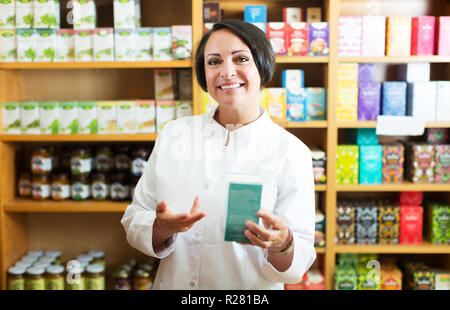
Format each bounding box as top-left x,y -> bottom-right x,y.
261,140 -> 317,284
120,127 -> 178,259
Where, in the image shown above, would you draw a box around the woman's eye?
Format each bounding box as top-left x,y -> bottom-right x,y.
235,57 -> 249,63
207,59 -> 219,66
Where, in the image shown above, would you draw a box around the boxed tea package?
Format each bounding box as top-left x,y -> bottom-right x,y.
114,0 -> 140,29
175,100 -> 193,119
411,16 -> 435,56
2,102 -> 21,134
301,268 -> 326,290
358,63 -> 377,82
398,63 -> 430,82
114,29 -> 135,61
203,2 -> 221,23
378,203 -> 400,244
0,0 -> 15,29
156,100 -> 175,132
308,22 -> 329,56
336,145 -> 359,184
399,206 -> 423,244
348,128 -> 378,146
406,81 -> 436,122
39,101 -> 59,134
286,88 -> 306,121
357,265 -> 380,290
73,0 -> 96,30
77,101 -> 98,134
386,16 -> 411,56
337,63 -> 359,83
20,101 -> 40,134
177,69 -> 193,100
338,253 -> 359,267
135,27 -> 152,61
154,69 -> 175,100
336,82 -> 358,121
172,25 -> 192,60
361,16 -> 385,57
426,128 -> 448,144
116,101 -> 136,133
314,205 -> 325,248
381,264 -> 402,290
93,28 -> 114,61
311,147 -> 327,185
135,100 -> 155,133
381,82 -> 407,116
74,30 -> 93,62
356,202 -> 378,244
17,29 -> 36,62
305,88 -> 326,121
33,0 -> 60,29
97,101 -> 116,134
358,81 -> 381,121
338,16 -> 362,57
359,145 -> 382,185
436,81 -> 450,121
267,22 -> 286,56
382,144 -> 404,183
286,22 -> 308,56
16,0 -> 34,28
0,30 -> 16,62
201,90 -> 217,114
56,29 -> 74,62
153,27 -> 172,61
436,16 -> 450,56
244,5 -> 266,32
427,203 -> 450,244
59,101 -> 78,134
336,200 -> 355,244
283,7 -> 302,24
434,145 -> 450,184
434,270 -> 450,290
266,88 -> 286,121
306,7 -> 321,22
405,143 -> 435,183
399,191 -> 423,206
334,265 -> 357,290
282,69 -> 304,90
411,270 -> 435,290
35,29 -> 56,62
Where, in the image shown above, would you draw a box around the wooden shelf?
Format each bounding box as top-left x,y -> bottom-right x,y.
4,198 -> 128,213
274,120 -> 328,128
0,60 -> 192,69
336,182 -> 450,192
337,121 -> 450,128
315,247 -> 326,254
334,242 -> 450,254
1,133 -> 158,142
339,56 -> 450,63
276,56 -> 329,63
315,185 -> 327,191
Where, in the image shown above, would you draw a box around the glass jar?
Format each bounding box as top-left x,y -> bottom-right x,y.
115,146 -> 130,172
66,263 -> 85,290
44,250 -> 61,265
91,173 -> 109,200
7,266 -> 26,290
31,147 -> 52,175
94,147 -> 114,172
51,173 -> 70,201
76,254 -> 93,265
32,174 -> 51,200
86,264 -> 105,290
45,265 -> 65,290
88,250 -> 105,267
71,148 -> 93,175
18,171 -> 32,197
130,147 -> 150,177
71,174 -> 90,201
110,173 -> 130,201
113,269 -> 131,290
25,267 -> 46,290
133,269 -> 152,290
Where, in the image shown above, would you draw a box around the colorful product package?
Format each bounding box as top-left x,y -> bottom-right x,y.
358,63 -> 377,82
39,101 -> 59,134
116,101 -> 136,133
405,143 -> 435,183
35,29 -> 56,62
378,203 -> 400,244
336,81 -> 358,121
406,82 -> 436,122
265,88 -> 286,121
154,69 -> 175,100
336,145 -> 359,185
2,102 -> 21,134
77,101 -> 98,134
411,270 -> 435,290
426,128 -> 448,144
267,22 -> 286,56
357,265 -> 380,290
336,200 -> 355,244
74,30 -> 93,62
311,147 -> 326,184
282,69 -> 304,90
16,0 -> 33,29
93,28 -> 114,62
411,16 -> 435,55
175,100 -> 193,119
17,29 -> 36,62
382,144 -> 404,183
301,269 -> 326,290
398,63 -> 430,82
135,27 -> 152,61
359,145 -> 382,185
283,7 -> 302,24
153,27 -> 172,61
56,29 -> 74,62
334,265 -> 357,290
0,0 -> 15,29
20,101 -> 40,134
156,100 -> 175,132
135,100 -> 155,133
434,145 -> 450,184
358,81 -> 381,121
436,17 -> 450,56
427,203 -> 450,244
286,88 -> 306,121
306,7 -> 322,22
381,82 -> 407,116
356,203 -> 378,244
399,191 -> 423,206
0,29 -> 16,62
436,81 -> 450,121
314,206 -> 325,248
338,16 -> 362,57
434,270 -> 450,290
337,63 -> 359,83
97,101 -> 117,134
305,88 -> 326,121
244,5 -> 266,32
381,264 -> 402,290
385,16 -> 411,56
348,128 -> 378,146
361,16 -> 385,57
399,206 -> 423,244
114,29 -> 135,61
203,2 -> 220,23
308,22 -> 329,56
59,101 -> 78,134
113,0 -> 140,29
33,0 -> 60,29
201,90 -> 217,114
172,25 -> 192,60
286,22 -> 308,56
73,0 -> 97,30
177,69 -> 193,100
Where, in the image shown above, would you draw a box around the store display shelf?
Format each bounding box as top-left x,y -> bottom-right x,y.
334,242 -> 450,254
4,198 -> 128,213
337,121 -> 450,128
336,182 -> 450,192
0,60 -> 192,70
315,185 -> 327,191
275,120 -> 328,128
338,56 -> 450,63
275,56 -> 329,63
1,133 -> 158,142
315,247 -> 326,254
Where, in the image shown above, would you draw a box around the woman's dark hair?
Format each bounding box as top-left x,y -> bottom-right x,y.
194,19 -> 275,92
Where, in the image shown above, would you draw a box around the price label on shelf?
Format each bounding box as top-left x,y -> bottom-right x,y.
376,116 -> 425,136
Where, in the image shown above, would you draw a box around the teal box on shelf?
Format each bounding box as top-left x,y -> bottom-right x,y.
359,145 -> 383,184
305,87 -> 326,121
348,128 -> 379,145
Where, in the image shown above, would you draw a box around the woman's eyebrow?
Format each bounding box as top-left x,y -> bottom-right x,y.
206,50 -> 251,58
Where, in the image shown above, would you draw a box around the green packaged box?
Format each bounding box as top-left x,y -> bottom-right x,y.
2,102 -> 21,134
36,29 -> 56,62
33,0 -> 60,29
0,30 -> 17,62
59,101 -> 78,134
334,265 -> 358,290
78,101 -> 98,134
17,29 -> 36,62
336,145 -> 359,184
0,0 -> 16,29
20,101 -> 40,134
39,101 -> 59,134
427,203 -> 450,244
357,265 -> 380,290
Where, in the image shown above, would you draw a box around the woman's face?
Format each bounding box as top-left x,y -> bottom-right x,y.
204,29 -> 261,109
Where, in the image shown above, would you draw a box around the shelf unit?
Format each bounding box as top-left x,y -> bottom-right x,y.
0,0 -> 449,291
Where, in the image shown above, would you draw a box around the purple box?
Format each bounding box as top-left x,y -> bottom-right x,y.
382,82 -> 407,116
358,63 -> 377,82
308,22 -> 329,56
358,81 -> 381,121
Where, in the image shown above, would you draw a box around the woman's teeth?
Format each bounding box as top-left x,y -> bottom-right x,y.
219,83 -> 242,89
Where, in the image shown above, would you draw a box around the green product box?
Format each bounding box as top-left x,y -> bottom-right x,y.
427,203 -> 450,244
348,128 -> 379,145
336,145 -> 359,184
39,101 -> 59,134
59,101 -> 78,134
20,101 -> 40,134
357,265 -> 380,290
337,253 -> 359,267
77,101 -> 98,134
2,102 -> 21,134
334,265 -> 358,290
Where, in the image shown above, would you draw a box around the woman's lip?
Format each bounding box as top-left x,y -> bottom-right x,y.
217,83 -> 245,89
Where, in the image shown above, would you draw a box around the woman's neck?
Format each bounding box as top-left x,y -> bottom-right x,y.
214,103 -> 262,130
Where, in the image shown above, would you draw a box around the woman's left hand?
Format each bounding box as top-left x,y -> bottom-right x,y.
244,208 -> 292,252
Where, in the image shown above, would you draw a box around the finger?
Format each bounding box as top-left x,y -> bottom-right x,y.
159,211 -> 190,222
245,220 -> 272,241
156,200 -> 168,214
189,196 -> 200,215
179,211 -> 206,226
244,229 -> 271,249
257,209 -> 283,230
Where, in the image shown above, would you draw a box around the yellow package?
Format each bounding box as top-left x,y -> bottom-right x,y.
266,88 -> 286,121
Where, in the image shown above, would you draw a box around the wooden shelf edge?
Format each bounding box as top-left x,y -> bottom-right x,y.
274,120 -> 328,128
0,60 -> 192,69
276,56 -> 329,63
1,133 -> 158,142
337,121 -> 450,129
315,247 -> 326,254
4,199 -> 128,213
315,185 -> 327,191
336,182 -> 450,192
334,242 -> 450,254
338,56 -> 450,63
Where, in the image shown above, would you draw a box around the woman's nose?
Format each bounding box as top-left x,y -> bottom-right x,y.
219,60 -> 237,79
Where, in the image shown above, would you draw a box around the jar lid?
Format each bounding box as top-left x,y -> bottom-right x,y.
44,250 -> 61,258
86,264 -> 104,274
133,269 -> 150,278
113,269 -> 129,279
38,256 -> 56,264
88,250 -> 105,258
14,261 -> 32,269
76,254 -> 93,263
19,256 -> 38,264
8,266 -> 27,275
32,262 -> 51,269
66,264 -> 85,274
27,267 -> 45,276
26,250 -> 43,258
46,265 -> 64,275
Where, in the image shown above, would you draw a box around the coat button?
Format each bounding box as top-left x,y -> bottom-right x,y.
190,281 -> 195,287
194,232 -> 200,238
